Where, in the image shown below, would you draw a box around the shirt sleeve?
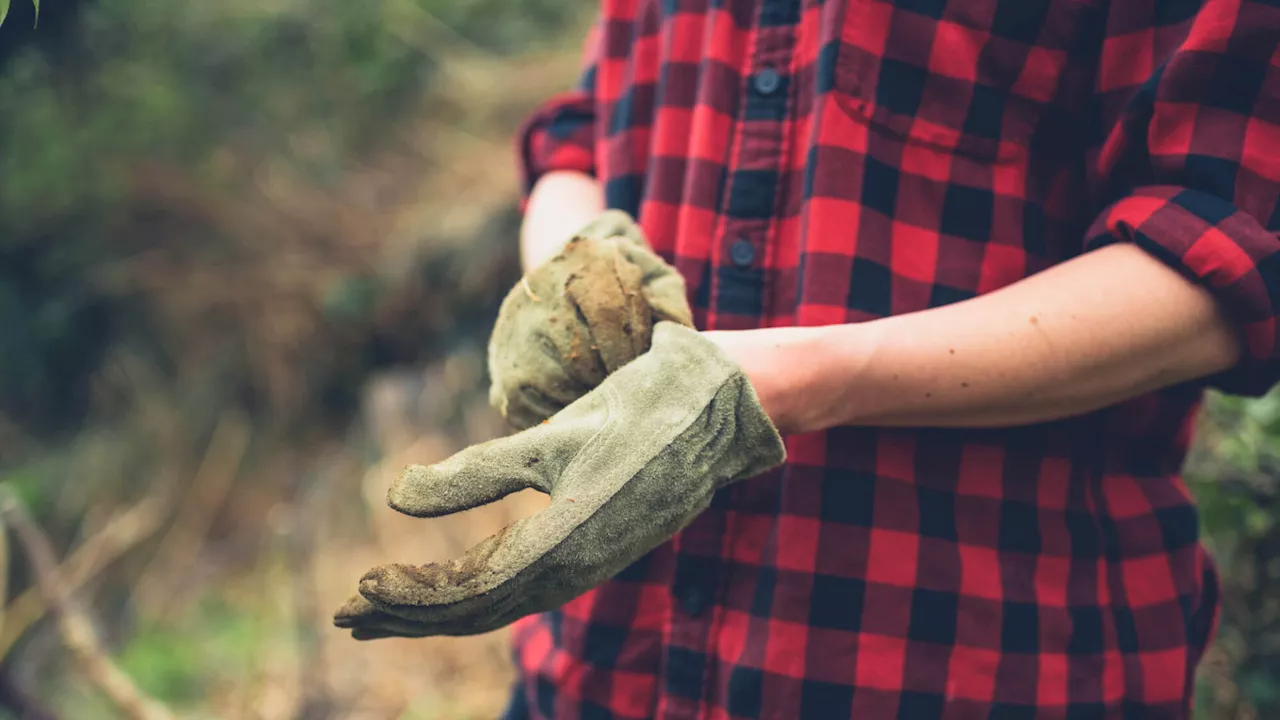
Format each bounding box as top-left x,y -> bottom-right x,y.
1084,0 -> 1280,397
514,15 -> 602,210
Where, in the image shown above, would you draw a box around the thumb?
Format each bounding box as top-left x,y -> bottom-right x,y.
613,242 -> 694,327
385,409 -> 601,518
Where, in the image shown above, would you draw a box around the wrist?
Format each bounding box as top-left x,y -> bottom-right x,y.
520,171 -> 606,272
702,324 -> 857,435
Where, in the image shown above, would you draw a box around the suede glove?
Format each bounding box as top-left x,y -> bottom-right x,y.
487,210 -> 694,430
333,321 -> 786,639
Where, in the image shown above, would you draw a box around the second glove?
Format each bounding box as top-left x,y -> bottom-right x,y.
487,210 -> 694,430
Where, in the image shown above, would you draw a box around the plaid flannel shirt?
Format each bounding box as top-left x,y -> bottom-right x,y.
501,1 -> 1280,717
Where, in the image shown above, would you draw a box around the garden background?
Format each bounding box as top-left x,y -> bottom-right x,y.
0,2 -> 1276,718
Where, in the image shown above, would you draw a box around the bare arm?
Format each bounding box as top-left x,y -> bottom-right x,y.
705,242 -> 1244,434
710,1 -> 1280,435
519,170 -> 606,272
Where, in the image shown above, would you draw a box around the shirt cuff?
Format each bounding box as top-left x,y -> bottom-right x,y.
515,91 -> 596,211
1084,186 -> 1280,397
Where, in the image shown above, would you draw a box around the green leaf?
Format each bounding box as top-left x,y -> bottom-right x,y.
0,0 -> 38,28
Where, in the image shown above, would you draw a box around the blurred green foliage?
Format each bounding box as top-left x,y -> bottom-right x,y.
0,0 -> 39,29
1187,390 -> 1280,718
0,0 -> 580,231
115,597 -> 261,706
35,593 -> 290,719
0,0 -> 584,440
0,0 -> 580,712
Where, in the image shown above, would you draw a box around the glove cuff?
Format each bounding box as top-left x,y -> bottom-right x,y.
570,209 -> 653,249
649,322 -> 788,482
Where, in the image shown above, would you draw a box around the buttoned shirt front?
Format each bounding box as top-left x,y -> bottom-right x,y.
502,1 -> 1280,717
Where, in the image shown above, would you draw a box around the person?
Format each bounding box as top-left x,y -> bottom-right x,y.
337,1 -> 1280,717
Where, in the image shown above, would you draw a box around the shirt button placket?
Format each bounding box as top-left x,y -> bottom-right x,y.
752,67 -> 781,95
666,3 -> 799,718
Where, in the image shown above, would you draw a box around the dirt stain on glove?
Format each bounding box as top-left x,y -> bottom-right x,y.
560,236 -> 652,379
363,525 -> 513,600
487,211 -> 694,430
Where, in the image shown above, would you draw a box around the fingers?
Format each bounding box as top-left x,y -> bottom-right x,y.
335,592 -> 527,640
488,311 -> 600,429
386,454 -> 541,519
333,593 -> 438,640
350,628 -> 404,641
333,593 -> 391,630
642,277 -> 695,327
350,490 -> 618,635
502,383 -> 567,431
353,522 -> 544,633
615,243 -> 694,327
385,413 -> 596,518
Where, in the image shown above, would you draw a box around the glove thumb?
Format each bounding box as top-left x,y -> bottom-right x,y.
385,404 -> 606,518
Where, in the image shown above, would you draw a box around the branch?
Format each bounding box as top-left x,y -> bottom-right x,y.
286,460 -> 341,720
0,489 -> 172,659
0,486 -> 176,720
132,413 -> 249,619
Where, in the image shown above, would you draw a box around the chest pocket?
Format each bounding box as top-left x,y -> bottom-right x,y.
826,0 -> 1089,163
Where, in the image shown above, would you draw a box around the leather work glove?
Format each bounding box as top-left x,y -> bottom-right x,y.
333,321 -> 787,640
487,210 -> 694,430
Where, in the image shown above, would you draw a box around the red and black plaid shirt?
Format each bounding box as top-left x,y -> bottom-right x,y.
502,1 -> 1280,717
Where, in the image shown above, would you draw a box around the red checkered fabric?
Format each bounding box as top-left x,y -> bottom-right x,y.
503,1 -> 1280,717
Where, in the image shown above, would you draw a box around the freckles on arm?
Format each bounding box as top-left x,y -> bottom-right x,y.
707,242 -> 1243,433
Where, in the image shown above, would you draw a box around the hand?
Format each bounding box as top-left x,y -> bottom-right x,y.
487,210 -> 694,430
333,322 -> 787,639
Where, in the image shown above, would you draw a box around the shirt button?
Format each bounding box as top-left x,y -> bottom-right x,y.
730,238 -> 756,267
752,67 -> 781,96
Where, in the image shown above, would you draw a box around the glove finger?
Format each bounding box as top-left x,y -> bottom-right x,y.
333,593 -> 437,639
350,628 -> 403,641
641,277 -> 695,327
360,442 -> 623,631
355,506 -> 641,636
501,383 -> 568,431
488,313 -> 595,430
386,454 -> 542,520
615,243 -> 694,327
386,407 -> 601,518
333,592 -> 385,628
356,521 -> 550,633
497,367 -> 599,431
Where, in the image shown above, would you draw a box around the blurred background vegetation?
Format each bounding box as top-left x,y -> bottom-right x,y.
0,0 -> 589,716
0,1 -> 1275,718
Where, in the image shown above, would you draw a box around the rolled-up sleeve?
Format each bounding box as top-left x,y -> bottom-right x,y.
515,16 -> 602,209
1085,0 -> 1280,397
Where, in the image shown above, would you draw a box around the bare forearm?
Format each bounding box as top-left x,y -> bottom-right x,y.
520,170 -> 605,272
708,243 -> 1244,433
